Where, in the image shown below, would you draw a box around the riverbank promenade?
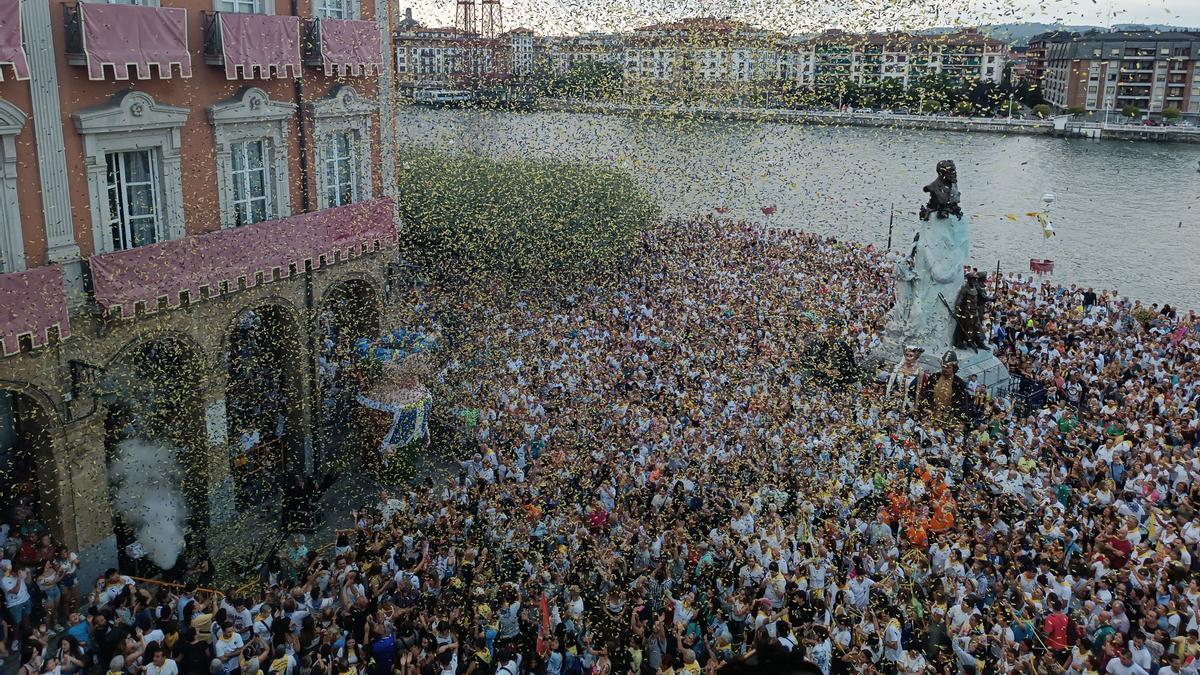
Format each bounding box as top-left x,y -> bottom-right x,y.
536,98 -> 1200,143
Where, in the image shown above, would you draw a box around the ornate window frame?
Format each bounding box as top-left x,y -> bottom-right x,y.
214,0 -> 274,14
72,91 -> 188,255
208,87 -> 295,228
309,85 -> 375,210
0,99 -> 26,273
312,0 -> 360,19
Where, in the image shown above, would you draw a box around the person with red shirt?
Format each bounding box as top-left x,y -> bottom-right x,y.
1100,529 -> 1133,569
1042,596 -> 1070,661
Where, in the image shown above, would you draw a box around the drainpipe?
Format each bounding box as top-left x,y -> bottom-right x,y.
292,0 -> 310,212
292,0 -> 318,475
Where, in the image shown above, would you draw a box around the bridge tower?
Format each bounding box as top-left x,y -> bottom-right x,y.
480,0 -> 502,38
454,0 -> 476,34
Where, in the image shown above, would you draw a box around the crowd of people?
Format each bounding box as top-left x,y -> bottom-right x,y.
3,217 -> 1199,675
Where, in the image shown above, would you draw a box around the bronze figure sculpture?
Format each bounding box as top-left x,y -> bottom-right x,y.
952,271 -> 989,350
919,159 -> 963,221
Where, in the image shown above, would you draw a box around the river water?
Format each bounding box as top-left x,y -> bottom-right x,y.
397,108 -> 1200,306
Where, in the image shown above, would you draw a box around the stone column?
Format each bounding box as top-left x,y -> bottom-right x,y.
201,373 -> 236,528
288,357 -> 315,476
54,411 -> 117,592
20,0 -> 81,300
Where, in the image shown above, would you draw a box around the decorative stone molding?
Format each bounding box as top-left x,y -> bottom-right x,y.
72,91 -> 189,254
208,87 -> 295,228
0,99 -> 27,273
22,0 -> 77,268
309,85 -> 376,209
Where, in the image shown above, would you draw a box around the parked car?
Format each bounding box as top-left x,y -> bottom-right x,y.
1142,118 -> 1159,126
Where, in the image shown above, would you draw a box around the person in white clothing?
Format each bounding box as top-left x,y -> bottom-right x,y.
1105,651 -> 1150,675
214,623 -> 245,675
145,645 -> 179,675
897,646 -> 927,674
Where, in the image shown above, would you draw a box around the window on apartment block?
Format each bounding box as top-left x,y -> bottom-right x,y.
105,150 -> 163,251
323,133 -> 357,207
229,139 -> 273,226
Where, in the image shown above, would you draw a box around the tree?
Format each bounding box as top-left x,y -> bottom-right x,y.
1162,107 -> 1182,123
558,59 -> 623,100
1121,104 -> 1141,119
395,148 -> 658,289
1032,104 -> 1052,118
1066,105 -> 1087,115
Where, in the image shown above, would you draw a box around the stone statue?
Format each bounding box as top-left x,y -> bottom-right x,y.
923,350 -> 971,427
883,160 -> 971,359
920,160 -> 963,221
885,345 -> 924,411
953,272 -> 988,350
872,160 -> 1010,397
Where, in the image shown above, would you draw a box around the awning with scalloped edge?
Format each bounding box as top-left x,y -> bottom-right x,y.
219,11 -> 300,80
1,267 -> 69,357
318,18 -> 382,77
89,198 -> 395,319
80,2 -> 192,80
0,0 -> 30,81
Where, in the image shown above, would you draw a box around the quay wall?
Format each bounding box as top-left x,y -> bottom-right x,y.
534,100 -> 1200,143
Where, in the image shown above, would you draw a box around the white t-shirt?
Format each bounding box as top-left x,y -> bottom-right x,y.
215,634 -> 245,674
1106,661 -> 1150,675
898,651 -> 927,675
146,659 -> 180,675
2,571 -> 29,607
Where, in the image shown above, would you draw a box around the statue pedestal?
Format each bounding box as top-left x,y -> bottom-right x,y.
953,347 -> 1010,396
870,342 -> 1010,397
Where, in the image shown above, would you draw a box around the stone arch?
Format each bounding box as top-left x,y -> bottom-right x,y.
0,378 -> 62,425
216,295 -> 305,361
315,275 -> 380,469
103,328 -> 210,376
222,298 -> 310,497
0,383 -> 66,548
101,331 -> 209,573
320,275 -> 381,354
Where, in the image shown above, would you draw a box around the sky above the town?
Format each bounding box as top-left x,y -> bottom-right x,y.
394,0 -> 1200,35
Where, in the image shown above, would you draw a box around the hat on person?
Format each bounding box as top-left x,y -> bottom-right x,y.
109,656 -> 126,671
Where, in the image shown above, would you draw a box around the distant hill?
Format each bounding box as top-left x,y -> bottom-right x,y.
920,22 -> 1198,46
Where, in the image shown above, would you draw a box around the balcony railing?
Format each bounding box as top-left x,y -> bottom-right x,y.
201,10 -> 222,65
62,3 -> 83,65
302,17 -> 321,66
